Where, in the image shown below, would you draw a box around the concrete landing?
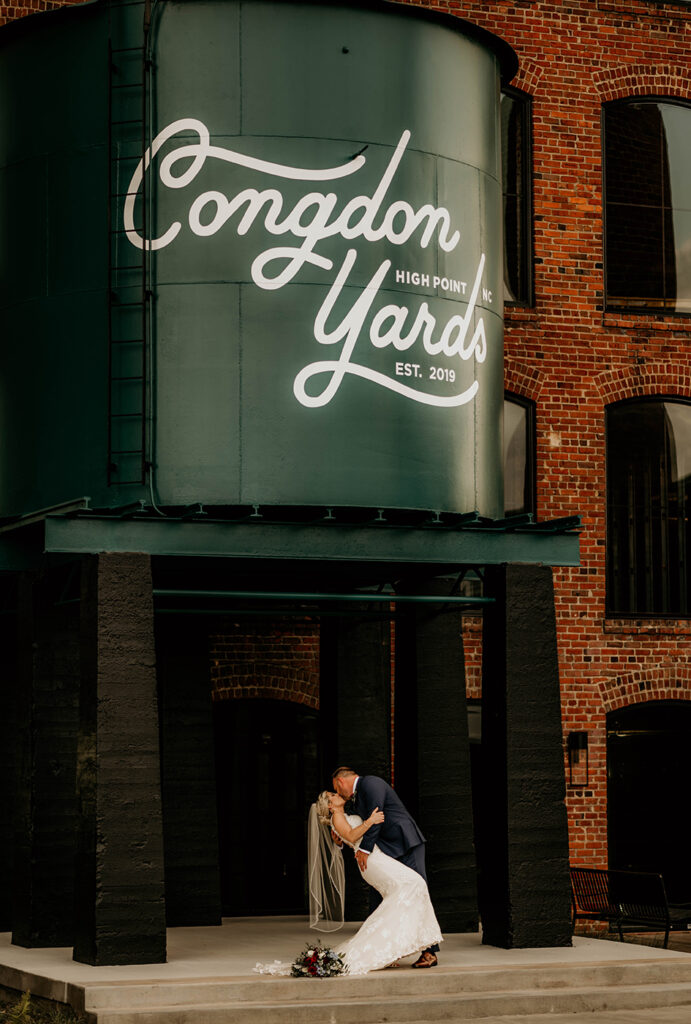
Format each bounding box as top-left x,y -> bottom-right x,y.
1,918 -> 691,1023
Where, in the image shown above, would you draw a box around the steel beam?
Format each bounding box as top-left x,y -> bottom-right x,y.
43,516 -> 580,567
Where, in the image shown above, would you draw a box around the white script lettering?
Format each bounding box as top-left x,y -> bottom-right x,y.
124,118 -> 489,408
292,250 -> 484,408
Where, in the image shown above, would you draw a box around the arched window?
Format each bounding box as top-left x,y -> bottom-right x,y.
606,398 -> 691,615
501,88 -> 533,306
604,99 -> 691,314
504,393 -> 536,516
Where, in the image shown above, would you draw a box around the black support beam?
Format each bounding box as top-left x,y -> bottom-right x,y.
320,607 -> 392,920
479,564 -> 572,948
156,618 -> 222,927
12,571 -> 80,948
73,553 -> 166,965
395,584 -> 478,934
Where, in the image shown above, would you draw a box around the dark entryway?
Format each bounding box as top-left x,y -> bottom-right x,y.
607,699 -> 691,901
213,699 -> 319,915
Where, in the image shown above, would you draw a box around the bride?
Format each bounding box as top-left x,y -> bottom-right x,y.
310,789 -> 442,975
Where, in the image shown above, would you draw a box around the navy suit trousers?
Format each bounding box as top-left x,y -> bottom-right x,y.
399,843 -> 428,882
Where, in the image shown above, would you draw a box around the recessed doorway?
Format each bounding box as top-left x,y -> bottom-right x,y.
607,699 -> 691,901
213,698 -> 319,916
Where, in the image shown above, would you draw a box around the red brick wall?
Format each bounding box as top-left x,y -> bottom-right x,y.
210,620 -> 320,709
0,0 -> 80,21
429,0 -> 691,872
463,616 -> 482,701
9,0 -> 691,878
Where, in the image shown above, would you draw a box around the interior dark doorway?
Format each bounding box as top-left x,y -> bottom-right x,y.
607,699 -> 691,902
213,698 -> 320,916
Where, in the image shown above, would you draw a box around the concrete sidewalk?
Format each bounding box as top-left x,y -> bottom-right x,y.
449,1010 -> 691,1024
0,917 -> 687,987
2,918 -> 691,1022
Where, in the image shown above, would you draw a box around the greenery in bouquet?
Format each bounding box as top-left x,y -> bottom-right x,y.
0,990 -> 87,1023
290,939 -> 345,978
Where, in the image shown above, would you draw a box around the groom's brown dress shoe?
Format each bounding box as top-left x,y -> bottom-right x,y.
411,952 -> 438,968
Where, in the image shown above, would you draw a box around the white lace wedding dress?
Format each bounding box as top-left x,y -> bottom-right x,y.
336,813 -> 442,975
254,813 -> 442,977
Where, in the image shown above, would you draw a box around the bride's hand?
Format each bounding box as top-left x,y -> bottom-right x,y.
367,806 -> 385,826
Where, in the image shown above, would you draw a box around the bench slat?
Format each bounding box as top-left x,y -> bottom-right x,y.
570,866 -> 691,948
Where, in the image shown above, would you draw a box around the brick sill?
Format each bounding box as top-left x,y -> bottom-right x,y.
597,0 -> 691,19
603,313 -> 691,332
505,307 -> 540,324
603,618 -> 691,635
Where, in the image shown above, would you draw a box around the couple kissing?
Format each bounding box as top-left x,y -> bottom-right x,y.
310,767 -> 441,975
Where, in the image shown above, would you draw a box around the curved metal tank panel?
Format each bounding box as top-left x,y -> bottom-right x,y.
0,0 -> 515,518
0,3 -> 111,518
149,0 -> 509,514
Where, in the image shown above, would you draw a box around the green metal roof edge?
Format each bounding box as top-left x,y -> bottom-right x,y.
38,511 -> 580,567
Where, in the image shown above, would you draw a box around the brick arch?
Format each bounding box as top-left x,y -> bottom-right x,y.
510,57 -> 545,97
0,0 -> 83,25
593,65 -> 691,104
598,667 -> 691,714
504,360 -> 542,403
213,664 -> 319,709
592,362 -> 691,407
210,620 -> 320,709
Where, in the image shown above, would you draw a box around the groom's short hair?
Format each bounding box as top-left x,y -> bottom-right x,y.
332,766 -> 357,779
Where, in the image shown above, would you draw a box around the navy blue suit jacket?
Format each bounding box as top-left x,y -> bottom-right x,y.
352,775 -> 425,858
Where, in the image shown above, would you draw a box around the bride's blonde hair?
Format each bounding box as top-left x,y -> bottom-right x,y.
315,790 -> 332,827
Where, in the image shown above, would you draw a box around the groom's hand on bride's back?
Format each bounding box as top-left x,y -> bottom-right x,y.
331,829 -> 343,847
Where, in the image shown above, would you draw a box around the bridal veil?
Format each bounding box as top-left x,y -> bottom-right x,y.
307,803 -> 345,931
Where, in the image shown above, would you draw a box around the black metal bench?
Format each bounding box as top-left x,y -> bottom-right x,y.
571,866 -> 691,948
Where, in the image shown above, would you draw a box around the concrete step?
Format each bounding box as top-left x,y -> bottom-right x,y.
85,980 -> 691,1024
388,1011 -> 691,1024
79,959 -> 691,1011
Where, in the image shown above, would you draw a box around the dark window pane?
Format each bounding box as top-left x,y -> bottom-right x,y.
606,204 -> 665,304
502,94 -> 523,199
607,399 -> 691,616
504,395 -> 535,516
605,100 -> 691,314
605,103 -> 663,207
501,90 -> 531,306
503,194 -> 522,303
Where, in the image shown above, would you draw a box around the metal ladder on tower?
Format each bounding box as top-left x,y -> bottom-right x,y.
107,0 -> 152,487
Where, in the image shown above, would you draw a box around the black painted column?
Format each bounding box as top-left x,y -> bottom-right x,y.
12,571 -> 80,948
320,609 -> 391,919
73,553 -> 166,965
480,564 -> 572,948
0,577 -> 18,934
319,609 -> 391,779
156,618 -> 222,927
395,587 -> 478,933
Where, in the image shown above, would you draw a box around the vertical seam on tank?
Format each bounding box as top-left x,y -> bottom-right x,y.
238,0 -> 243,137
238,286 -> 243,501
238,2 -> 243,499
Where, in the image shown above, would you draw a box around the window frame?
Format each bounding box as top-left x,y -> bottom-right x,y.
605,395 -> 691,618
602,96 -> 691,317
501,86 -> 534,309
503,391 -> 537,518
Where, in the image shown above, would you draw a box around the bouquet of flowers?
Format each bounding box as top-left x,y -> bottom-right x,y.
290,939 -> 345,978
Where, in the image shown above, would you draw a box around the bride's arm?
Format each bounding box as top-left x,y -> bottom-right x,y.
332,807 -> 384,844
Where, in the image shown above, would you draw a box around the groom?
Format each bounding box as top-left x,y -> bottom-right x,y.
332,766 -> 439,968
